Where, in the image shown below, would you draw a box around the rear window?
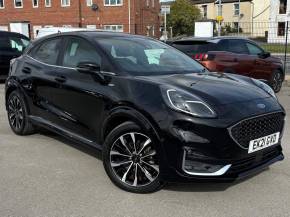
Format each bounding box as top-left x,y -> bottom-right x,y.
171,41 -> 217,54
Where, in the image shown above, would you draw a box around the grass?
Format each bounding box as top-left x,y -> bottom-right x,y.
261,44 -> 290,54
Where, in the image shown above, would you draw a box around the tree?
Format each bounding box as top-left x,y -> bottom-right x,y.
167,0 -> 201,37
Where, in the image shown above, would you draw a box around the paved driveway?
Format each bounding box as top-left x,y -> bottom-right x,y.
0,84 -> 290,217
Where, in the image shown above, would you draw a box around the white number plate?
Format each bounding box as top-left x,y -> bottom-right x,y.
248,132 -> 280,154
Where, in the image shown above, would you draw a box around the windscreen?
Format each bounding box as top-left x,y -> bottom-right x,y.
97,37 -> 206,76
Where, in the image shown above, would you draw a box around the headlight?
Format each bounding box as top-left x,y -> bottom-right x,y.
252,79 -> 276,99
164,88 -> 217,118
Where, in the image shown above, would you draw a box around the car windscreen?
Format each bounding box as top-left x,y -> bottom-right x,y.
96,37 -> 205,76
171,41 -> 217,54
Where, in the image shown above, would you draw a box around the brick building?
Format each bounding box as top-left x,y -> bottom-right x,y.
0,0 -> 161,38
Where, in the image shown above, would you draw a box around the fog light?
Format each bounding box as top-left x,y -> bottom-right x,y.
182,149 -> 231,176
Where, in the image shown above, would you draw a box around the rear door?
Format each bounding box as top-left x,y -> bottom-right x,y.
23,37 -> 64,121
216,39 -> 253,76
245,41 -> 272,79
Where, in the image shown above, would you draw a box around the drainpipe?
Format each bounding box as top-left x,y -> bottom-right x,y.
128,0 -> 131,33
78,0 -> 82,27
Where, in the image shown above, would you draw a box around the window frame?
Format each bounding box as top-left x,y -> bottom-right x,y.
0,0 -> 5,9
233,3 -> 240,16
86,0 -> 93,6
45,0 -> 51,7
28,37 -> 64,66
279,0 -> 287,14
103,25 -> 124,32
61,0 -> 70,7
202,5 -> 208,18
278,22 -> 286,36
14,0 -> 23,8
245,42 -> 264,56
32,0 -> 38,8
104,0 -> 123,7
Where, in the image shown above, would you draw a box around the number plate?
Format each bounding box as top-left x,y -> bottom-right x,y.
248,132 -> 280,154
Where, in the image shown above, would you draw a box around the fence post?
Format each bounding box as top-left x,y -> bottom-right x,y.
284,21 -> 289,74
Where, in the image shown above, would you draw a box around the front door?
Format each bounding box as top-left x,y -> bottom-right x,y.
46,36 -> 110,145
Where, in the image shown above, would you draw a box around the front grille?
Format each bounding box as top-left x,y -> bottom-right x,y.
229,112 -> 284,149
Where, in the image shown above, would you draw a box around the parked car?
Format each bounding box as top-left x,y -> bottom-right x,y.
0,31 -> 30,80
168,37 -> 285,93
36,27 -> 100,38
6,31 -> 285,193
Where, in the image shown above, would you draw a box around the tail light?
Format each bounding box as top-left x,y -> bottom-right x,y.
191,53 -> 216,61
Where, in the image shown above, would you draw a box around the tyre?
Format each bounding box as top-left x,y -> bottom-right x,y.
7,90 -> 36,135
270,70 -> 283,93
103,121 -> 163,193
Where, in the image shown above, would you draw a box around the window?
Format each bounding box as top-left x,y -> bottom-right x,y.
103,25 -> 123,32
32,0 -> 38,7
104,0 -> 122,6
216,5 -> 223,16
279,0 -> 287,14
86,0 -> 93,6
278,22 -> 286,36
146,0 -> 149,7
234,3 -> 240,16
63,37 -> 101,68
33,38 -> 62,65
61,0 -> 70,7
97,38 -> 205,76
219,39 -> 248,54
45,0 -> 51,7
152,0 -> 154,8
0,0 -> 4,9
202,5 -> 207,18
14,0 -> 23,8
10,37 -> 30,52
0,37 -> 29,52
246,43 -> 264,55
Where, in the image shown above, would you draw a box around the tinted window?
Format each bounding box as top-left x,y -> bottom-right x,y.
172,41 -> 217,54
219,39 -> 248,54
0,36 -> 29,52
246,42 -> 264,55
33,38 -> 61,65
97,37 -> 205,75
63,37 -> 101,68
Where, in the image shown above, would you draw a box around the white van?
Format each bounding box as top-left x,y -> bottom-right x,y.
35,27 -> 100,38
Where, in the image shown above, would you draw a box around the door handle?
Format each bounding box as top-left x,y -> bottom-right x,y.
22,67 -> 31,74
54,75 -> 67,83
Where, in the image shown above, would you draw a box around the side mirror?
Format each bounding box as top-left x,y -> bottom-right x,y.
76,62 -> 110,84
258,52 -> 270,59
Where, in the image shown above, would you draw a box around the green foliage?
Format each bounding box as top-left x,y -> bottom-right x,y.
167,0 -> 201,36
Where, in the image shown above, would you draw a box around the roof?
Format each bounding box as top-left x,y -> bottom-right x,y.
0,31 -> 30,39
190,0 -> 252,4
169,36 -> 251,42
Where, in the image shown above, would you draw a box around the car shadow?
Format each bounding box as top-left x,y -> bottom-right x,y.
38,129 -> 270,193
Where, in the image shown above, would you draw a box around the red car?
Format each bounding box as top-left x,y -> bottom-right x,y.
169,37 -> 285,92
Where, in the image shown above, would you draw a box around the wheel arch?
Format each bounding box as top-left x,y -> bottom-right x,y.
102,106 -> 162,144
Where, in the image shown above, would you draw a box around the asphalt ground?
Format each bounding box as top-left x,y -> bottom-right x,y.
0,83 -> 290,217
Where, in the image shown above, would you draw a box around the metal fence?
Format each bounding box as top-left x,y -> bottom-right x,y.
218,21 -> 290,73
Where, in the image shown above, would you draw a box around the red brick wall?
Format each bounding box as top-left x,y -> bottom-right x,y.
0,0 -> 160,38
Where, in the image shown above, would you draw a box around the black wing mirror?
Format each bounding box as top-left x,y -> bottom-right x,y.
258,52 -> 270,59
77,62 -> 109,84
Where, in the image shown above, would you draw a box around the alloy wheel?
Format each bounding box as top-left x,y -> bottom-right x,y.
110,132 -> 159,187
272,72 -> 283,92
8,95 -> 24,131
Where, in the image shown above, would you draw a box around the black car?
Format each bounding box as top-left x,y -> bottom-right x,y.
5,32 -> 285,193
0,31 -> 30,80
